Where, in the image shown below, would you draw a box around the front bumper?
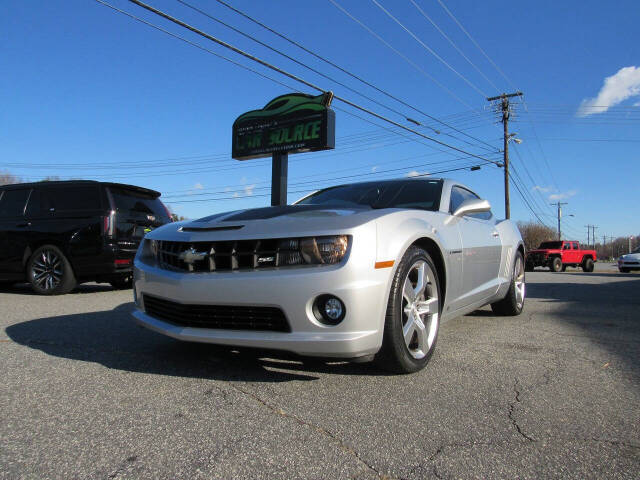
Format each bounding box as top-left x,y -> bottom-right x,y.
618,259 -> 640,270
132,234 -> 391,358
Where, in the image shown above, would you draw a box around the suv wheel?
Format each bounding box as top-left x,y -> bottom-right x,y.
375,246 -> 441,374
27,245 -> 76,295
550,257 -> 562,272
109,275 -> 133,290
582,257 -> 594,273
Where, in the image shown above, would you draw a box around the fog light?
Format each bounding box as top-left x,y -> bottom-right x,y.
313,295 -> 346,325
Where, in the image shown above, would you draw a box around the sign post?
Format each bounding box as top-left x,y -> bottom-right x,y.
232,92 -> 335,206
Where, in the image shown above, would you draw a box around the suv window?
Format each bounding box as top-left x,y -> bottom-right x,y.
0,189 -> 31,218
572,243 -> 578,250
39,185 -> 102,212
449,186 -> 492,220
110,187 -> 170,221
563,243 -> 571,250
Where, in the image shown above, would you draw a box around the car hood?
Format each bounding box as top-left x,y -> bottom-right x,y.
148,204 -> 388,241
620,253 -> 640,261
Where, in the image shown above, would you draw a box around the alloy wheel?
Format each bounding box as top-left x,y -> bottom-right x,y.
31,249 -> 63,291
514,255 -> 526,309
401,260 -> 439,360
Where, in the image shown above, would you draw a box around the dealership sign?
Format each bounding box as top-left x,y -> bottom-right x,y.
232,92 -> 335,160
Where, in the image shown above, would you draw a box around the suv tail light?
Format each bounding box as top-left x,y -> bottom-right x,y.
103,211 -> 115,237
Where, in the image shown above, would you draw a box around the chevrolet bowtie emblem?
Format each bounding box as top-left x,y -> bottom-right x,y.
179,247 -> 209,264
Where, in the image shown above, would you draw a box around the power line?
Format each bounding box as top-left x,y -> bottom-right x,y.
409,0 -> 500,91
167,163 -> 490,204
436,0 -> 516,90
371,0 -> 488,97
205,0 -> 499,152
115,0 -> 500,167
327,0 -> 472,109
176,0 -> 444,135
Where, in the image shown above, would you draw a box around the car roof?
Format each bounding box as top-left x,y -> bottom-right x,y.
0,180 -> 161,197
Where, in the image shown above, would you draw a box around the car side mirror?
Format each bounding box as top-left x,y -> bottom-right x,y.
453,198 -> 491,217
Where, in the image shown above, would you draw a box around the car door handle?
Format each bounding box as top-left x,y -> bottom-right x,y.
492,231 -> 500,237
16,222 -> 31,228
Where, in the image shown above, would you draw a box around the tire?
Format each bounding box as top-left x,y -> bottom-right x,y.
375,246 -> 441,374
491,251 -> 526,316
561,265 -> 567,272
582,258 -> 594,273
619,267 -> 630,273
550,257 -> 562,272
109,275 -> 133,290
27,245 -> 76,295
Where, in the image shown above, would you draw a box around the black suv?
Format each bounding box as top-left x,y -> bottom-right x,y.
0,180 -> 171,294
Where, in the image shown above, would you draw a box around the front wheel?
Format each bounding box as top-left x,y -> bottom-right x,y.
375,246 -> 441,374
619,267 -> 630,273
491,251 -> 525,316
27,245 -> 76,295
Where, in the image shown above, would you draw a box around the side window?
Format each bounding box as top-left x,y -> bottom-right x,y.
572,243 -> 578,250
40,186 -> 101,212
563,243 -> 571,250
449,186 -> 492,220
0,189 -> 31,218
449,187 -> 468,214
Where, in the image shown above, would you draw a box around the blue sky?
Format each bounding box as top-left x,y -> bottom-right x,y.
2,0 -> 639,241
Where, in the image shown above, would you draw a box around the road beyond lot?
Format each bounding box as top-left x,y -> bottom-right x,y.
1,264 -> 639,479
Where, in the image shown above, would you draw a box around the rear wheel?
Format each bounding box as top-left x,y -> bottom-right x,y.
561,265 -> 567,272
491,251 -> 526,316
550,257 -> 562,272
375,246 -> 441,374
582,258 -> 594,273
27,245 -> 76,295
109,274 -> 133,290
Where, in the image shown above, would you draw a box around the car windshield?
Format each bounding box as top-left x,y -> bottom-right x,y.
539,241 -> 563,249
295,180 -> 443,211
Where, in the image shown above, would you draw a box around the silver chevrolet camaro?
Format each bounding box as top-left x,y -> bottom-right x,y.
132,178 -> 525,373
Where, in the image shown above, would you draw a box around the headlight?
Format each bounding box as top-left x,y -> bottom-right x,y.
279,235 -> 349,266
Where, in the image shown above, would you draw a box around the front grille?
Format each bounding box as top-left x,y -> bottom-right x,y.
158,239 -> 294,272
143,294 -> 290,332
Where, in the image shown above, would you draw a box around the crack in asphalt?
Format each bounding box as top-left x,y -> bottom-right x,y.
508,378 -> 536,442
228,384 -> 394,480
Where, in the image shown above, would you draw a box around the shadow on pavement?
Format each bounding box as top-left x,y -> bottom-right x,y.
0,282 -> 117,295
5,303 -> 384,382
527,278 -> 640,379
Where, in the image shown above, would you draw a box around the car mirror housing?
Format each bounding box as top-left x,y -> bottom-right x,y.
453,198 -> 491,217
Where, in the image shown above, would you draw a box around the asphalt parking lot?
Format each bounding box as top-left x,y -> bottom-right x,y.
1,263 -> 639,479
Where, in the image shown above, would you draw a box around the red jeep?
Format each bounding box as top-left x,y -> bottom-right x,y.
526,240 -> 597,272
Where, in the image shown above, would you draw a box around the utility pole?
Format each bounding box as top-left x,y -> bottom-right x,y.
551,202 -> 568,240
585,225 -> 590,247
487,91 -> 523,219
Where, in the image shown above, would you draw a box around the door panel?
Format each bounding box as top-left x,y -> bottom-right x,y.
456,217 -> 502,308
0,188 -> 32,277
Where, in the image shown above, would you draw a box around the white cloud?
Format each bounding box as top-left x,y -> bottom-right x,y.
406,170 -> 429,178
548,189 -> 577,201
532,185 -> 552,193
371,166 -> 379,173
232,192 -> 239,198
577,66 -> 640,117
193,182 -> 204,190
243,184 -> 256,196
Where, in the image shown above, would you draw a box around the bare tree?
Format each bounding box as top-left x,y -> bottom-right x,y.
517,221 -> 556,252
0,170 -> 21,186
